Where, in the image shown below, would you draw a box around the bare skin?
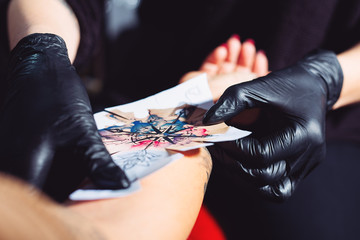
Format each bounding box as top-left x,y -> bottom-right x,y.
0,148 -> 212,240
179,35 -> 269,102
334,42 -> 360,109
179,35 -> 269,125
67,149 -> 212,240
0,173 -> 105,240
7,0 -> 80,62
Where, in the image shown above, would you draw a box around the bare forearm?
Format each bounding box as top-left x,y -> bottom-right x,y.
68,148 -> 212,240
333,43 -> 360,109
0,146 -> 213,240
7,0 -> 80,62
0,173 -> 105,240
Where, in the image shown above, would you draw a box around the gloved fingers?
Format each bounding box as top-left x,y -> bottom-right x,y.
0,136 -> 55,190
203,82 -> 266,124
21,141 -> 55,189
39,143 -> 130,202
238,160 -> 287,186
257,151 -> 323,202
258,176 -> 297,202
89,158 -> 130,190
79,130 -> 131,189
42,149 -> 87,202
208,142 -> 316,202
52,108 -> 131,190
236,150 -> 309,186
208,142 -> 287,185
230,124 -> 308,168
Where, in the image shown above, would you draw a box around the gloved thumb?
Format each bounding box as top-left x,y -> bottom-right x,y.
203,81 -> 264,125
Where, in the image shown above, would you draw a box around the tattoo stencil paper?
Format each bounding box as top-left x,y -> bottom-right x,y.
70,74 -> 250,200
95,105 -> 229,183
100,105 -> 228,155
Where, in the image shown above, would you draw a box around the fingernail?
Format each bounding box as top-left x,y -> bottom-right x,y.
246,38 -> 255,45
231,34 -> 240,41
221,43 -> 228,48
258,50 -> 266,55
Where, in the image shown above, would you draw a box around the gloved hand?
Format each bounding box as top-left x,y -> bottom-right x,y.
0,33 -> 130,201
203,50 -> 343,201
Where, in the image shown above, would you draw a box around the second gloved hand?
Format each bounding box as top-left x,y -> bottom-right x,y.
0,34 -> 130,201
203,50 -> 343,201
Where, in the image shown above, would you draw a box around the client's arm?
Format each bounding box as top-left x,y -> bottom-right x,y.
0,148 -> 212,240
0,173 -> 104,240
67,148 -> 212,240
179,35 -> 268,101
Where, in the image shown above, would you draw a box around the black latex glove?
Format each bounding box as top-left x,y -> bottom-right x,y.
0,33 -> 130,201
203,50 -> 343,201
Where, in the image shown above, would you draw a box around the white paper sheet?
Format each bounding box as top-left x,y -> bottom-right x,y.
69,181 -> 141,201
70,74 -> 250,201
111,150 -> 183,182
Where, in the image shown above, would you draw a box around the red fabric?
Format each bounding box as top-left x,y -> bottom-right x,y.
188,205 -> 226,240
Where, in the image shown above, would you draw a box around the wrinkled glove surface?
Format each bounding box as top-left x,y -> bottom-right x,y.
203,50 -> 343,201
0,34 -> 129,201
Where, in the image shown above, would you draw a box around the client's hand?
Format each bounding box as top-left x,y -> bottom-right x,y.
179,35 -> 268,102
0,34 -> 130,201
203,50 -> 343,201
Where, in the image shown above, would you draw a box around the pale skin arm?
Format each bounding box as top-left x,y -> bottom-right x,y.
334,42 -> 360,109
0,148 -> 212,240
67,148 -> 212,240
0,173 -> 105,240
7,0 -> 80,62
